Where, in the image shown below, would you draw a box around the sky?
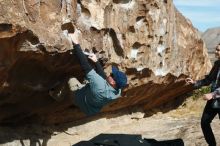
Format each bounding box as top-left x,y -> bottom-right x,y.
173,0 -> 220,32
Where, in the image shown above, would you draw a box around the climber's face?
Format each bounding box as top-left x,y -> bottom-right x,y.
215,45 -> 220,59
106,75 -> 116,89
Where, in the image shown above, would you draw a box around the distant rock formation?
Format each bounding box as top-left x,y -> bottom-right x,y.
0,0 -> 211,125
202,27 -> 220,63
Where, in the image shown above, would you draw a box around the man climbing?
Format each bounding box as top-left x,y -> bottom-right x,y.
50,30 -> 128,116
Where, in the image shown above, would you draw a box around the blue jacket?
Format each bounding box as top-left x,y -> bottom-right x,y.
74,69 -> 121,115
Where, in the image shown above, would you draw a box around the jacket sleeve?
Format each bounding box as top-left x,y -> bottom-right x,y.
194,75 -> 212,89
193,61 -> 218,89
213,88 -> 220,99
73,44 -> 93,75
95,61 -> 107,79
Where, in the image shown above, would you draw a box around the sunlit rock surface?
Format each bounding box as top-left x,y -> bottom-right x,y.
0,0 -> 211,125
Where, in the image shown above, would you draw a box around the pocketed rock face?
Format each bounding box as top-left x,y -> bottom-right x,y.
0,0 -> 211,125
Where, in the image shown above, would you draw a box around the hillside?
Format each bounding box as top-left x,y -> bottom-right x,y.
202,27 -> 220,63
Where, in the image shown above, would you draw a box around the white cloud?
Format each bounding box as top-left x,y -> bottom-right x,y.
177,9 -> 220,25
174,0 -> 220,31
174,0 -> 220,7
183,12 -> 220,21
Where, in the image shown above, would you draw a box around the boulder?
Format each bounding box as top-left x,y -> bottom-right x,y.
0,0 -> 211,125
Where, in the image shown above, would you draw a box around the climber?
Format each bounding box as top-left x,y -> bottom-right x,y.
49,30 -> 128,116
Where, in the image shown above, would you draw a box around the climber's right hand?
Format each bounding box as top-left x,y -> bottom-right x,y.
88,54 -> 98,63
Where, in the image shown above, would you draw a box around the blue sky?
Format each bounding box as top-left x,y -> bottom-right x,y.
173,0 -> 220,32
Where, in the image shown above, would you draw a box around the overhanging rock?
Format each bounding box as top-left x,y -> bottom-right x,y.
0,0 -> 211,125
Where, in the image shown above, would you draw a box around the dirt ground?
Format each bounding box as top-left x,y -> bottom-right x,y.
0,97 -> 220,146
